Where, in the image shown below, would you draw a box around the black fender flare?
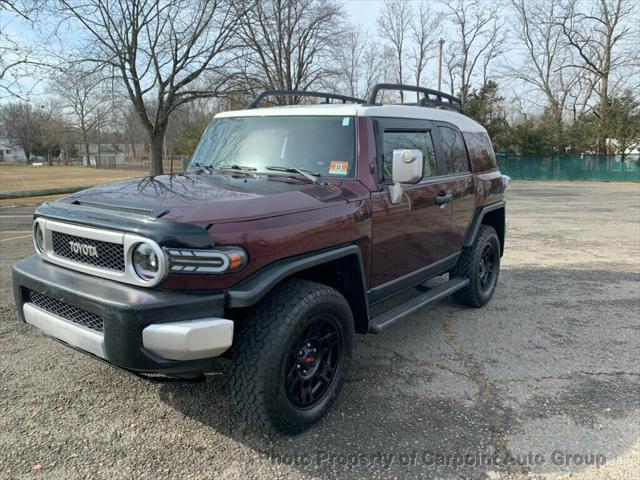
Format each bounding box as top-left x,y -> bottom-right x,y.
463,201 -> 506,249
226,245 -> 370,332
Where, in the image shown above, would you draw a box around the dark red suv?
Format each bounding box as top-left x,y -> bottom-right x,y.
13,85 -> 507,433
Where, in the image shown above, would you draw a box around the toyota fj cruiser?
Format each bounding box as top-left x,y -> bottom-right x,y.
13,84 -> 507,434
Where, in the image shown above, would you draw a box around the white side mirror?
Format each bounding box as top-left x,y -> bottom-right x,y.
389,149 -> 423,204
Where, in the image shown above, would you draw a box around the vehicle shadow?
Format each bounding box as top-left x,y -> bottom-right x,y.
158,267 -> 640,479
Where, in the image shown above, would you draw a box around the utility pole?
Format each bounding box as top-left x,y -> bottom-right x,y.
438,38 -> 445,92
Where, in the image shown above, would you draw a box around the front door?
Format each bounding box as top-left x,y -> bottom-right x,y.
369,118 -> 458,297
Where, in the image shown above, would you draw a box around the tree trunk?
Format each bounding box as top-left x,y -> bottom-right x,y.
150,130 -> 165,176
554,108 -> 564,154
596,77 -> 608,155
130,140 -> 137,164
82,136 -> 91,167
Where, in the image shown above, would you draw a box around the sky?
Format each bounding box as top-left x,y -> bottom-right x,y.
2,0 -> 530,109
343,0 -> 385,31
2,0 -> 452,102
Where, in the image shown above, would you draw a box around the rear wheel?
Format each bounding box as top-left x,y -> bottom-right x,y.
452,225 -> 500,307
231,279 -> 354,434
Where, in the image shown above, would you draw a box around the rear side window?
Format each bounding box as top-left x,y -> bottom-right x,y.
463,131 -> 497,172
438,126 -> 469,174
382,131 -> 437,181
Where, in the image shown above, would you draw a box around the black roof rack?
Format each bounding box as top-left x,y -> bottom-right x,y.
248,90 -> 365,109
367,83 -> 463,113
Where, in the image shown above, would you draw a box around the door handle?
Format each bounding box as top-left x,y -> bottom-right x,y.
435,193 -> 453,205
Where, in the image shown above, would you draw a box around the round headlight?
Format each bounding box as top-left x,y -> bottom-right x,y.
33,222 -> 44,254
132,243 -> 160,281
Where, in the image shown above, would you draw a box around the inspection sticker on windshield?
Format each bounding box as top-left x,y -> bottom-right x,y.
329,161 -> 349,175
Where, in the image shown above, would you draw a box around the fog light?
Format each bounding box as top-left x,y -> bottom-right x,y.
33,222 -> 44,254
132,243 -> 160,281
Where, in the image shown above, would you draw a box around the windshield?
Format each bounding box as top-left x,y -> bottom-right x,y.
190,116 -> 356,177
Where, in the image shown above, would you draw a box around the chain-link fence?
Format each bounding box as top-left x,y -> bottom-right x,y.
65,154 -> 191,173
497,154 -> 640,182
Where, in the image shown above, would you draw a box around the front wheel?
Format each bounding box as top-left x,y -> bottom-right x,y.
231,279 -> 354,434
451,225 -> 501,307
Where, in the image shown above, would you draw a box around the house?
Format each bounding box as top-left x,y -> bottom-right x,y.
606,138 -> 640,156
0,134 -> 27,163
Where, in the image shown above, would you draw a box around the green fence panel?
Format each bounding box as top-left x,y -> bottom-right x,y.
496,154 -> 640,182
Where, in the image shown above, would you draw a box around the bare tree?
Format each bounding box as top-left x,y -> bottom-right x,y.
53,0 -> 243,175
558,0 -> 637,153
506,0 -> 582,151
361,42 -> 386,100
0,1 -> 42,100
567,73 -> 597,123
239,0 -> 344,104
112,103 -> 148,165
333,27 -> 382,99
166,98 -> 218,156
0,101 -> 50,161
38,102 -> 67,165
410,3 -> 441,100
334,28 -> 365,99
377,0 -> 413,102
441,0 -> 504,105
0,34 -> 31,100
51,68 -> 108,166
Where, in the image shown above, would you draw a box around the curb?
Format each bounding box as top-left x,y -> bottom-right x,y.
0,186 -> 89,200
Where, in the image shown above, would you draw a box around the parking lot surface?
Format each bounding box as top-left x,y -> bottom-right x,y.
0,181 -> 638,479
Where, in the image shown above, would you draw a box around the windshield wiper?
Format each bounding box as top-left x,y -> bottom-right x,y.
265,165 -> 321,184
216,164 -> 258,172
190,162 -> 211,172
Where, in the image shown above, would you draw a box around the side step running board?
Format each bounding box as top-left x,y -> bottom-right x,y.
369,277 -> 469,333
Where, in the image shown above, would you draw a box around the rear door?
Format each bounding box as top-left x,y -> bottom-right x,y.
433,122 -> 476,249
369,118 -> 458,291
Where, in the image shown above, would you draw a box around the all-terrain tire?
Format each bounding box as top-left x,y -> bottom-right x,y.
451,225 -> 501,307
231,279 -> 354,434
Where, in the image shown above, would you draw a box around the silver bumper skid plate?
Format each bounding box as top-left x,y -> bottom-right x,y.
23,303 -> 233,362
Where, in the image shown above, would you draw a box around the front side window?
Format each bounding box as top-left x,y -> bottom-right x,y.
382,130 -> 437,181
190,116 -> 356,177
438,126 -> 469,174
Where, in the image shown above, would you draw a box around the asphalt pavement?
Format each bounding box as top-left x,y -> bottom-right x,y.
0,182 -> 638,479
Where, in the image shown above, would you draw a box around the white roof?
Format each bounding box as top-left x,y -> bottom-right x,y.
215,104 -> 486,133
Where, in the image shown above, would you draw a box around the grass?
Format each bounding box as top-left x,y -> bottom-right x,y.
0,193 -> 68,207
0,165 -> 146,207
0,165 -> 143,194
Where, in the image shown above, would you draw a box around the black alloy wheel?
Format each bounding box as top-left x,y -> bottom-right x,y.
231,279 -> 354,434
478,243 -> 498,292
285,315 -> 342,409
451,225 -> 501,307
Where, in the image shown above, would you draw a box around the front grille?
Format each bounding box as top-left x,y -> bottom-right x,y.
51,231 -> 125,271
25,289 -> 104,332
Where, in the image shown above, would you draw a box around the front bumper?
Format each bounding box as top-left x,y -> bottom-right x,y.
13,256 -> 232,374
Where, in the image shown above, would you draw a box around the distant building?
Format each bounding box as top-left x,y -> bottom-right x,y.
75,143 -> 147,167
606,138 -> 640,156
624,141 -> 640,156
0,134 -> 27,163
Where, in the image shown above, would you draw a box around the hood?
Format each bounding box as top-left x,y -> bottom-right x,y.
60,171 -> 360,224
